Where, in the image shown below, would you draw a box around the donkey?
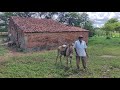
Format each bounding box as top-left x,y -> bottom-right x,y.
56,43 -> 74,67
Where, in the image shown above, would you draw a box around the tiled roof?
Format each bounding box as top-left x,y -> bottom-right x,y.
10,16 -> 89,33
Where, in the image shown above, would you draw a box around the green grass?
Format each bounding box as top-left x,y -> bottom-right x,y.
0,45 -> 8,56
0,36 -> 8,56
0,36 -> 120,78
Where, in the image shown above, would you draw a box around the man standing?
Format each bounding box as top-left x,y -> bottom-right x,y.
74,35 -> 88,70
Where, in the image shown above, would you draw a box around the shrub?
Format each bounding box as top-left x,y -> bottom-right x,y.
106,37 -> 111,39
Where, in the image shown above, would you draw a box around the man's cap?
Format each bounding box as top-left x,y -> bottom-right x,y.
78,35 -> 83,38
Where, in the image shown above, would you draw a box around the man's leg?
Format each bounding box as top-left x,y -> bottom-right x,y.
76,56 -> 80,69
81,56 -> 87,69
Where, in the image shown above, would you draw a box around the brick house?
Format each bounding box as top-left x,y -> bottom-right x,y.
8,16 -> 89,52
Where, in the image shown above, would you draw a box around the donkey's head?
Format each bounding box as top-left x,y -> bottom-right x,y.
66,43 -> 74,58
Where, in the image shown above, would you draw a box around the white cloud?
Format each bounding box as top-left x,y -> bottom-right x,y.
87,12 -> 120,27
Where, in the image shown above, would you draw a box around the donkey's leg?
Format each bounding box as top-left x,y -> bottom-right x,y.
60,55 -> 62,64
66,56 -> 68,67
55,55 -> 59,64
70,57 -> 72,67
55,50 -> 59,64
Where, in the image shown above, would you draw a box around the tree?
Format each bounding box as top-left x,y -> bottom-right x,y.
106,18 -> 118,24
0,12 -> 35,32
14,12 -> 35,17
0,12 -> 15,32
65,12 -> 91,28
113,22 -> 120,37
37,12 -> 59,19
66,12 -> 80,26
84,20 -> 95,37
102,23 -> 114,38
102,18 -> 119,39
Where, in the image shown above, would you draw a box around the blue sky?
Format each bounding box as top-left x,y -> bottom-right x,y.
87,12 -> 120,27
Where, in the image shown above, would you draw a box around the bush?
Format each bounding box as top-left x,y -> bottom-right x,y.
106,37 -> 111,39
0,28 -> 7,32
89,30 -> 95,37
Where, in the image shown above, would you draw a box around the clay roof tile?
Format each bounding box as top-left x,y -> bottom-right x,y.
10,16 -> 89,33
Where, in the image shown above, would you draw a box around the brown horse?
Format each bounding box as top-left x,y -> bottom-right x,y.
56,43 -> 74,67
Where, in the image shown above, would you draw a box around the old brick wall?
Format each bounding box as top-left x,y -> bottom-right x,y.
24,31 -> 89,51
8,18 -> 26,49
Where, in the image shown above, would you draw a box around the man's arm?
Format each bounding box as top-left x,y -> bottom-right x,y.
85,48 -> 88,58
74,48 -> 78,56
74,41 -> 78,56
84,41 -> 88,57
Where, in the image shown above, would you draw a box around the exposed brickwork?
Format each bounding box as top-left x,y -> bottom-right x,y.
24,31 -> 88,51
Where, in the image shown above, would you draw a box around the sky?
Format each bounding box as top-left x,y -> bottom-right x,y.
87,12 -> 120,27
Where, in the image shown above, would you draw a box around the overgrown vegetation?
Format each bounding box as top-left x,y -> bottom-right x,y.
0,36 -> 120,78
101,18 -> 120,39
0,36 -> 8,56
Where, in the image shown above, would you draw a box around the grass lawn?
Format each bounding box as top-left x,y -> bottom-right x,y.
0,36 -> 120,78
0,36 -> 8,56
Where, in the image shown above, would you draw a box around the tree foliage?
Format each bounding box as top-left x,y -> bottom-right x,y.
101,18 -> 120,38
0,12 -> 15,32
0,12 -> 35,32
106,18 -> 118,24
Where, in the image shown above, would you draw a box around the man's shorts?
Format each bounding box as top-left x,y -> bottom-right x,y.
76,56 -> 86,60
